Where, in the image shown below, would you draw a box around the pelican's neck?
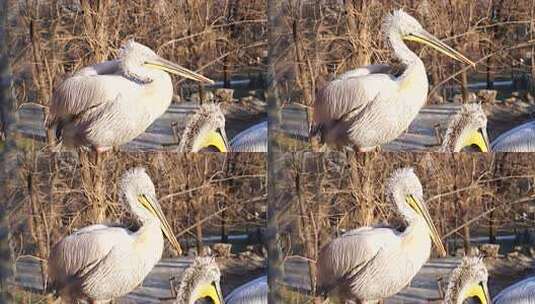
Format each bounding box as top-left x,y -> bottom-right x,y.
133,218 -> 164,270
388,32 -> 427,88
400,216 -> 432,261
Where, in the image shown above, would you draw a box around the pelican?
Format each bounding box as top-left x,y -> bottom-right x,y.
229,121 -> 267,152
173,257 -> 224,304
444,256 -> 491,304
225,275 -> 267,304
48,167 -> 182,303
177,103 -> 229,152
493,276 -> 535,303
173,258 -> 267,304
491,121 -> 535,152
317,167 -> 446,303
311,10 -> 474,152
440,103 -> 489,152
47,39 -> 214,153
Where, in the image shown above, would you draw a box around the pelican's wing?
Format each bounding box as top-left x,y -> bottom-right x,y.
317,227 -> 400,294
493,276 -> 535,304
225,276 -> 267,304
47,61 -> 137,128
336,64 -> 392,80
491,121 -> 535,152
230,121 -> 267,152
313,68 -> 397,133
48,225 -> 130,288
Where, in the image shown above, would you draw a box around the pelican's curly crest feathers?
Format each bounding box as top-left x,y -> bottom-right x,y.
441,103 -> 487,151
386,167 -> 423,199
175,257 -> 221,303
178,103 -> 226,152
119,167 -> 156,211
445,256 -> 488,303
382,9 -> 423,38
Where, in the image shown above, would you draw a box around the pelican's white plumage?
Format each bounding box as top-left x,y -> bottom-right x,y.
493,276 -> 535,304
317,168 -> 446,303
48,167 -> 181,303
491,121 -> 535,152
230,121 -> 267,152
312,10 -> 474,151
47,40 -> 213,152
225,275 -> 268,304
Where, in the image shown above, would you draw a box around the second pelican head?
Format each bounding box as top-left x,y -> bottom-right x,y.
175,257 -> 224,304
441,103 -> 489,152
387,167 -> 447,257
178,103 -> 229,152
445,256 -> 490,304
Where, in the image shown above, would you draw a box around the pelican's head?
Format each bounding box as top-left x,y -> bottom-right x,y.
118,40 -> 214,84
178,103 -> 229,152
383,10 -> 475,66
387,168 -> 447,257
445,256 -> 490,304
120,167 -> 182,255
175,257 -> 223,304
441,103 -> 489,152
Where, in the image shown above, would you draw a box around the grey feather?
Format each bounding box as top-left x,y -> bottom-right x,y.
491,121 -> 535,152
493,276 -> 535,304
225,275 -> 268,304
230,121 -> 267,152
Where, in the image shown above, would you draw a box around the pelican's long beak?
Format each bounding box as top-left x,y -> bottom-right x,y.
138,194 -> 183,255
407,195 -> 447,257
462,128 -> 490,152
195,282 -> 224,304
404,30 -> 475,67
145,57 -> 215,84
463,282 -> 491,304
199,129 -> 229,152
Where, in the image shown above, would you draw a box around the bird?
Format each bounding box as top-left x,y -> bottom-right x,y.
172,258 -> 267,304
225,275 -> 267,304
317,167 -> 447,304
491,120 -> 535,152
47,167 -> 182,303
177,103 -> 229,152
440,103 -> 489,152
229,121 -> 267,152
443,256 -> 490,304
493,276 -> 535,304
173,257 -> 224,304
311,9 -> 474,152
47,39 -> 214,153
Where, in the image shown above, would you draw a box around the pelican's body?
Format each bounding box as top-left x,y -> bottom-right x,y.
440,103 -> 489,152
47,40 -> 213,152
444,257 -> 490,304
225,276 -> 268,304
491,121 -> 535,152
48,168 -> 182,303
317,168 -> 446,303
312,10 -> 474,151
177,103 -> 229,152
230,121 -> 267,152
493,276 -> 535,304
